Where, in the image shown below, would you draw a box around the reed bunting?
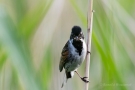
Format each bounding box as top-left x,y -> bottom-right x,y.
59,26 -> 89,87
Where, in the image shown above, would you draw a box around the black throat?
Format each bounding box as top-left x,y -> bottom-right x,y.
72,40 -> 83,56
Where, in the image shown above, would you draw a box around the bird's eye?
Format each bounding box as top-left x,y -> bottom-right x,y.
79,33 -> 82,37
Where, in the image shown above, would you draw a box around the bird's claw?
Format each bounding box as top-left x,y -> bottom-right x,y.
87,51 -> 91,54
83,77 -> 88,79
81,77 -> 89,83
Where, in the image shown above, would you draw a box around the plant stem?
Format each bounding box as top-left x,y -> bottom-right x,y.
85,0 -> 93,90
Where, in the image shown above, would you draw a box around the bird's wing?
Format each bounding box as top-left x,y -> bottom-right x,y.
59,41 -> 69,72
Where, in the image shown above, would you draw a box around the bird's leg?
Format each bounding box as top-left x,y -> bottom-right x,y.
75,71 -> 89,83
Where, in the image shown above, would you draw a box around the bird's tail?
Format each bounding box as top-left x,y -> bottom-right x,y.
61,71 -> 74,88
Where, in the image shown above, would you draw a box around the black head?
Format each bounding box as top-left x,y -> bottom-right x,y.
70,26 -> 84,40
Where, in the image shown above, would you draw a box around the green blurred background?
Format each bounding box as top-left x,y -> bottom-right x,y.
0,0 -> 135,90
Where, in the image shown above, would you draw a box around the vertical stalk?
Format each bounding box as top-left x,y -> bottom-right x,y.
85,0 -> 93,90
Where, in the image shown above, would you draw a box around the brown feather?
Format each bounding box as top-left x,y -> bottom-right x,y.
59,41 -> 69,72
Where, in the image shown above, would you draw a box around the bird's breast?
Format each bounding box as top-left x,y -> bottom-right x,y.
65,40 -> 86,72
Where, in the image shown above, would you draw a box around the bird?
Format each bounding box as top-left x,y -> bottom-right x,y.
59,26 -> 89,88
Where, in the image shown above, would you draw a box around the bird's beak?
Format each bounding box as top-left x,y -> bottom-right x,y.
74,36 -> 79,41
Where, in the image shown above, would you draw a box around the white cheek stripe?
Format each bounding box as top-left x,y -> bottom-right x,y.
70,71 -> 74,78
